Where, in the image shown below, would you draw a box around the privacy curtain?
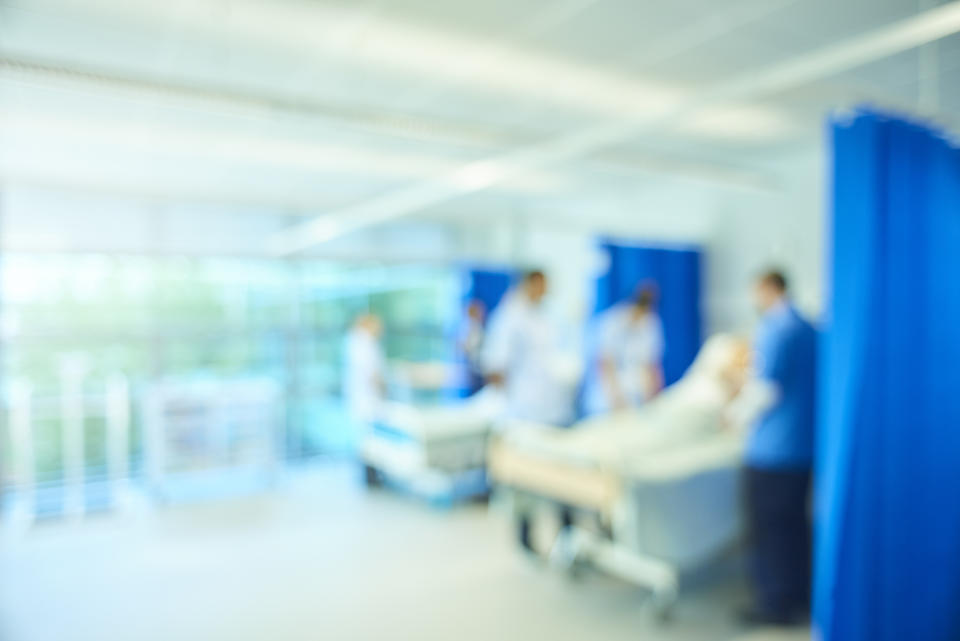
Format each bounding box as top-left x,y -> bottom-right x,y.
815,111 -> 960,641
593,240 -> 702,386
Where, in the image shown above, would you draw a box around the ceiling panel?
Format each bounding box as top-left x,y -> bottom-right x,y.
0,0 -> 957,219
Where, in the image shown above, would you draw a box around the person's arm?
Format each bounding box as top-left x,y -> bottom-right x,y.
599,355 -> 627,410
646,363 -> 664,399
724,378 -> 779,431
723,329 -> 785,430
597,315 -> 628,409
370,342 -> 387,399
646,317 -> 666,398
481,308 -> 513,388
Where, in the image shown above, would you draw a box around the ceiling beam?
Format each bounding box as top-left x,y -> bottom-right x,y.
271,0 -> 960,254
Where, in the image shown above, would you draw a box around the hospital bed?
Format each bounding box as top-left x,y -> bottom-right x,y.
488,335 -> 751,615
361,387 -> 505,504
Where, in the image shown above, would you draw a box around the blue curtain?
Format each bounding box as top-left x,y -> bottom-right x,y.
461,267 -> 515,314
815,111 -> 960,641
593,240 -> 702,386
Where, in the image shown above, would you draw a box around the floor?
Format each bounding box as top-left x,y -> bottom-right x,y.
0,465 -> 810,641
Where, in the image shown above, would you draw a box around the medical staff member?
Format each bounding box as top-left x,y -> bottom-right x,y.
459,299 -> 487,395
587,285 -> 664,414
740,270 -> 817,626
482,270 -> 576,426
483,270 -> 577,554
344,313 -> 386,433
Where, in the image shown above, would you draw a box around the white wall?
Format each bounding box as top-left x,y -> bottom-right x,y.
0,188 -> 293,256
2,138 -> 826,338
703,144 -> 825,333
0,187 -> 464,262
453,140 -> 826,337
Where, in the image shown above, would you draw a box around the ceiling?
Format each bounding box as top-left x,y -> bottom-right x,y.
1,0 -> 958,231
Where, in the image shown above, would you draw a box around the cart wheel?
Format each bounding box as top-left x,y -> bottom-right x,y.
363,464 -> 383,488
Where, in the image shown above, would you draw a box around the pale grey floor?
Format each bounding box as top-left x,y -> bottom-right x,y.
0,465 -> 809,641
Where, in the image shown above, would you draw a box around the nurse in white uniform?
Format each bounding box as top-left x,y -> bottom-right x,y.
586,286 -> 664,415
482,270 -> 575,427
344,314 -> 386,430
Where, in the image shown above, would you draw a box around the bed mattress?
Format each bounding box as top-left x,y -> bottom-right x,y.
364,388 -> 504,472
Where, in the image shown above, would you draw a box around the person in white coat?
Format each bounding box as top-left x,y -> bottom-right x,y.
482,270 -> 578,554
585,286 -> 665,415
344,314 -> 386,429
482,270 -> 576,427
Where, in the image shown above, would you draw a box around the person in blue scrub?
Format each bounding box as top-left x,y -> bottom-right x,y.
740,270 -> 817,626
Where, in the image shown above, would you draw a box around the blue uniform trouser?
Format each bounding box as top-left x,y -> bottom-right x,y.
744,465 -> 812,617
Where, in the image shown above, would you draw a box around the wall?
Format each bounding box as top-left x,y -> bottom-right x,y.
2,138 -> 826,338
454,140 -> 826,337
704,143 -> 825,333
0,187 -> 463,262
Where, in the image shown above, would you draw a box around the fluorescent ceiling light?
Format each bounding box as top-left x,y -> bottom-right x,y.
450,161 -> 506,191
679,104 -> 795,140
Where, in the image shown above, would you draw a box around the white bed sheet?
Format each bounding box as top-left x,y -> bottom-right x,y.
377,387 -> 505,441
501,375 -> 733,467
497,334 -> 751,572
620,434 -> 744,567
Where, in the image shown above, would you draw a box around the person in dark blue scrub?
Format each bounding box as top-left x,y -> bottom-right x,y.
740,270 -> 817,626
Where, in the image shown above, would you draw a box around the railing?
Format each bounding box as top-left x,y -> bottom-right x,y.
4,373 -> 133,525
2,368 -> 285,526
0,328 -> 462,526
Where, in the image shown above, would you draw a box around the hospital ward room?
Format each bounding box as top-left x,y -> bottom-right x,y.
2,1 -> 960,641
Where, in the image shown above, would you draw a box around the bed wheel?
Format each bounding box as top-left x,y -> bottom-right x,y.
653,604 -> 674,624
471,490 -> 492,505
563,558 -> 588,582
649,592 -> 677,624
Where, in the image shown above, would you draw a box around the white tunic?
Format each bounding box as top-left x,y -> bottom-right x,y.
344,327 -> 385,424
482,293 -> 576,426
585,303 -> 664,415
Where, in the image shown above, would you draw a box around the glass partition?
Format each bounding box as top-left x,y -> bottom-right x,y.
1,253 -> 460,515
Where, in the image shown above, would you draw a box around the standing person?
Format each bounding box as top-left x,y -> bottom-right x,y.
483,270 -> 578,554
482,270 -> 575,427
459,299 -> 487,395
344,313 -> 386,441
585,284 -> 665,415
740,270 -> 817,626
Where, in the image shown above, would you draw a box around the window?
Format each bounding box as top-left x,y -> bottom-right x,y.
1,253 -> 459,514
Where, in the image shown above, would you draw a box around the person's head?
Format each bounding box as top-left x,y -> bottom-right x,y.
521,269 -> 547,304
630,283 -> 658,321
753,269 -> 788,313
355,313 -> 383,338
466,299 -> 486,322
